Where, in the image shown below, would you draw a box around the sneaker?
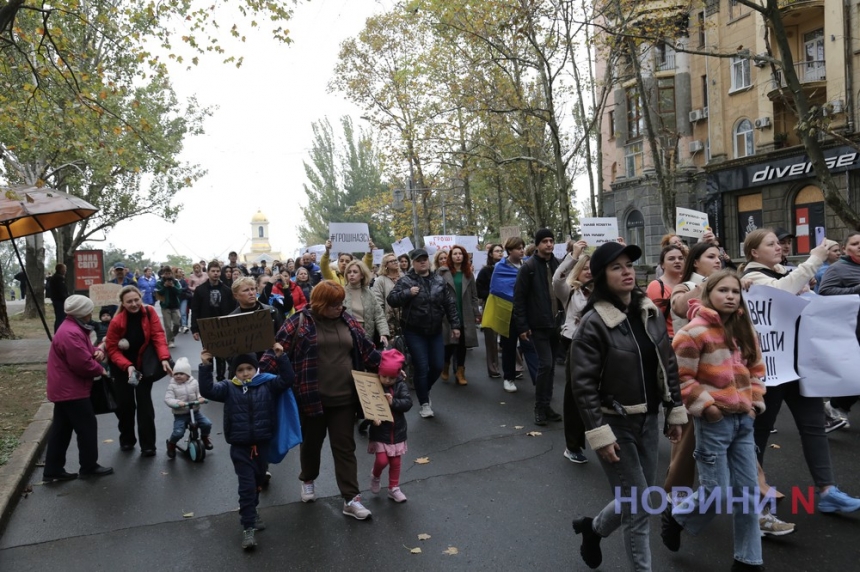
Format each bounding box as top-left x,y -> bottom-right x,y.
824,417 -> 848,433
242,527 -> 257,550
254,514 -> 266,531
819,486 -> 860,513
503,379 -> 517,393
731,561 -> 766,572
534,408 -> 547,426
489,372 -> 501,379
545,406 -> 562,422
166,440 -> 177,459
564,449 -> 588,464
301,481 -> 316,503
660,506 -> 682,552
515,372 -> 524,380
770,428 -> 778,434
572,517 -> 602,569
419,403 -> 434,418
388,487 -> 407,502
759,510 -> 796,536
168,341 -> 176,349
343,495 -> 372,520
825,401 -> 851,429
262,471 -> 272,488
370,473 -> 381,494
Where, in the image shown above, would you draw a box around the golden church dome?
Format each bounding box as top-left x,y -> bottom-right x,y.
251,209 -> 268,223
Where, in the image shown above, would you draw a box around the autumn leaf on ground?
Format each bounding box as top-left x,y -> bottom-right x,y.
769,444 -> 781,449
500,401 -> 506,405
183,512 -> 194,518
415,457 -> 430,465
443,546 -> 459,555
526,431 -> 542,437
418,533 -> 431,541
161,472 -> 169,476
103,439 -> 114,443
403,545 -> 422,554
514,425 -> 524,430
500,424 -> 506,427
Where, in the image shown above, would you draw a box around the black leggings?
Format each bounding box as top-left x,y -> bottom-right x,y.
444,336 -> 467,368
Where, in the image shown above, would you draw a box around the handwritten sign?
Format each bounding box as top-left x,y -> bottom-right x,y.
553,244 -> 568,260
196,310 -> 275,359
352,370 -> 394,422
499,226 -> 521,243
455,235 -> 479,251
424,235 -> 456,255
580,217 -> 619,246
745,285 -> 808,386
329,222 -> 371,254
676,207 -> 710,238
798,294 -> 860,397
372,249 -> 384,266
89,283 -> 122,307
302,244 -> 326,259
392,237 -> 414,257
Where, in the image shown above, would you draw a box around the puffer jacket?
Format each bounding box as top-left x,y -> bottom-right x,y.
513,254 -> 561,334
742,256 -> 822,294
387,269 -> 461,336
47,316 -> 106,402
198,354 -> 294,445
367,375 -> 412,444
164,377 -> 205,414
570,297 -> 687,451
819,255 -> 860,340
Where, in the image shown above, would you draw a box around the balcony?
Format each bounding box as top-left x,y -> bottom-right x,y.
656,50 -> 676,72
766,60 -> 826,100
778,0 -> 824,17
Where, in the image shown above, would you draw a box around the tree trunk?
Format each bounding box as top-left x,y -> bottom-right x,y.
0,262 -> 15,339
23,234 -> 46,320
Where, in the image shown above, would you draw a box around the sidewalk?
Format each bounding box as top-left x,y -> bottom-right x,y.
0,338 -> 52,536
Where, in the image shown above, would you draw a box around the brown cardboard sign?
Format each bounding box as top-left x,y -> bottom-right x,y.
352,370 -> 394,422
89,283 -> 123,307
196,310 -> 275,359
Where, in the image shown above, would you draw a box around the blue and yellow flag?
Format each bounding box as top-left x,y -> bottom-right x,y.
482,258 -> 518,335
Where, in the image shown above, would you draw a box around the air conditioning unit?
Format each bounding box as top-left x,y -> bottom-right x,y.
831,99 -> 845,114
753,53 -> 768,67
689,109 -> 704,123
754,117 -> 772,129
702,106 -> 709,118
689,140 -> 704,153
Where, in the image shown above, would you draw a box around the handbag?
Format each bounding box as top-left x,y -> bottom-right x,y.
268,387 -> 303,464
90,376 -> 118,415
140,344 -> 173,383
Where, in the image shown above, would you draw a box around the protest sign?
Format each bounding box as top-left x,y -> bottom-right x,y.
328,222 -> 371,254
675,207 -> 710,238
745,285 -> 808,386
553,244 -> 568,260
500,226 -> 521,243
352,371 -> 394,422
798,294 -> 860,397
471,249 -> 486,271
372,249 -> 384,266
89,283 -> 122,307
196,310 -> 275,359
302,244 -> 326,259
424,235 -> 456,255
580,218 -> 619,246
392,237 -> 414,257
456,235 -> 479,251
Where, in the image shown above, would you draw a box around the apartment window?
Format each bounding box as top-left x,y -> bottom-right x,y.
655,41 -> 676,71
626,86 -> 644,140
608,110 -> 616,139
730,56 -> 751,91
803,29 -> 825,82
626,210 -> 646,253
734,119 -> 754,158
729,0 -> 747,20
697,12 -> 706,47
625,141 -> 644,177
658,77 -> 676,131
702,75 -> 709,109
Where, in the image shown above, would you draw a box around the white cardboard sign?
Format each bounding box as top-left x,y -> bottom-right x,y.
798,294 -> 860,397
423,235 -> 456,255
392,237 -> 414,258
675,207 -> 710,238
745,285 -> 808,387
371,249 -> 384,266
580,217 -> 619,246
329,222 -> 371,253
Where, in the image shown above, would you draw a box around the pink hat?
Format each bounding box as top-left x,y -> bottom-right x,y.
379,349 -> 406,377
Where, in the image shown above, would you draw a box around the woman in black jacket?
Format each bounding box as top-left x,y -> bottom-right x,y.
569,241 -> 687,572
476,244 -> 504,378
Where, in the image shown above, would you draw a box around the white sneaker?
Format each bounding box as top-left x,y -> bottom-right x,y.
825,401 -> 851,428
168,341 -> 176,348
759,510 -> 796,536
343,495 -> 372,520
503,379 -> 517,393
419,403 -> 434,418
300,481 -> 316,503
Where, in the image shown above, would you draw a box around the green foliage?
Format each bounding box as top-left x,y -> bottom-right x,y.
165,254 -> 194,274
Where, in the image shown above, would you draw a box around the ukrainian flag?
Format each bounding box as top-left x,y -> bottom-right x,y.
482,259 -> 518,336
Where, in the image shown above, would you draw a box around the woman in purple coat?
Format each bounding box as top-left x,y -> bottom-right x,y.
43,295 -> 114,481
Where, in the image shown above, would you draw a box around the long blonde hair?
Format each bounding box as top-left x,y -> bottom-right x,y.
566,254 -> 591,291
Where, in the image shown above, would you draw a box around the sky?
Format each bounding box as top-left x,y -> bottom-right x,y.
99,0 -> 391,263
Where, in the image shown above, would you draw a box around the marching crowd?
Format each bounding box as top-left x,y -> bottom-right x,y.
40,226 -> 860,565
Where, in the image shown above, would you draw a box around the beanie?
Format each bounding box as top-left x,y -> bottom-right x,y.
64,295 -> 94,319
231,353 -> 259,373
378,349 -> 406,378
173,357 -> 192,377
534,228 -> 554,245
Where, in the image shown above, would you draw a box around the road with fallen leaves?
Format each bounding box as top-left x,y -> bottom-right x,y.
1,333 -> 859,570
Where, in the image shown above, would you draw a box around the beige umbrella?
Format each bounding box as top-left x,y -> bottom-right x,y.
0,185 -> 99,339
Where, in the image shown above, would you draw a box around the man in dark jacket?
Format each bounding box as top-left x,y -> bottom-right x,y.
191,261 -> 237,380
48,264 -> 69,333
513,229 -> 563,426
387,248 -> 461,418
156,268 -> 183,348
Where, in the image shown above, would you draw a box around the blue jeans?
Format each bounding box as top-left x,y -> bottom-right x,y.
168,412 -> 213,443
179,299 -> 189,327
403,329 -> 444,405
592,413 -> 659,572
674,414 -> 762,566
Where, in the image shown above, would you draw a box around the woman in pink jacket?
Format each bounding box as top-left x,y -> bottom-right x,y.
43,295 -> 113,481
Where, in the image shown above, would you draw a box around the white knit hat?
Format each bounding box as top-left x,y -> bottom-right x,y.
63,295 -> 94,319
173,357 -> 192,377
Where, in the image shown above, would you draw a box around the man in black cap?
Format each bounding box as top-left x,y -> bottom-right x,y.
774,227 -> 797,270
513,228 -> 562,425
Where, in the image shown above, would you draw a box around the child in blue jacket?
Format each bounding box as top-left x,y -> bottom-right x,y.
199,350 -> 294,551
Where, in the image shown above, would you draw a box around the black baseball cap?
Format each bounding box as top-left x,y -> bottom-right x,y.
589,242 -> 642,278
774,227 -> 795,241
410,248 -> 429,261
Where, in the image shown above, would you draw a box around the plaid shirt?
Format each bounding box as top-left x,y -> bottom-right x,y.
259,308 -> 380,417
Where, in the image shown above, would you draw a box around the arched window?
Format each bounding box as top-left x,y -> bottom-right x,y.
258,226 -> 264,238
625,210 -> 645,257
793,185 -> 825,254
734,119 -> 754,158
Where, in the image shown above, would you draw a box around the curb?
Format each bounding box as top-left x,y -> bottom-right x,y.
0,401 -> 53,537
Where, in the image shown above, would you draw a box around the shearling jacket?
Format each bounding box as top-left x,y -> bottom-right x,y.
570,297 -> 687,451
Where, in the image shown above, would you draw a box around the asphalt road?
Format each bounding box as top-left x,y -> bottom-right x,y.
1,326 -> 859,571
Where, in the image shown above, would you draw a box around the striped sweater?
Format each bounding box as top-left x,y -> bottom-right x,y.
671,301 -> 766,417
